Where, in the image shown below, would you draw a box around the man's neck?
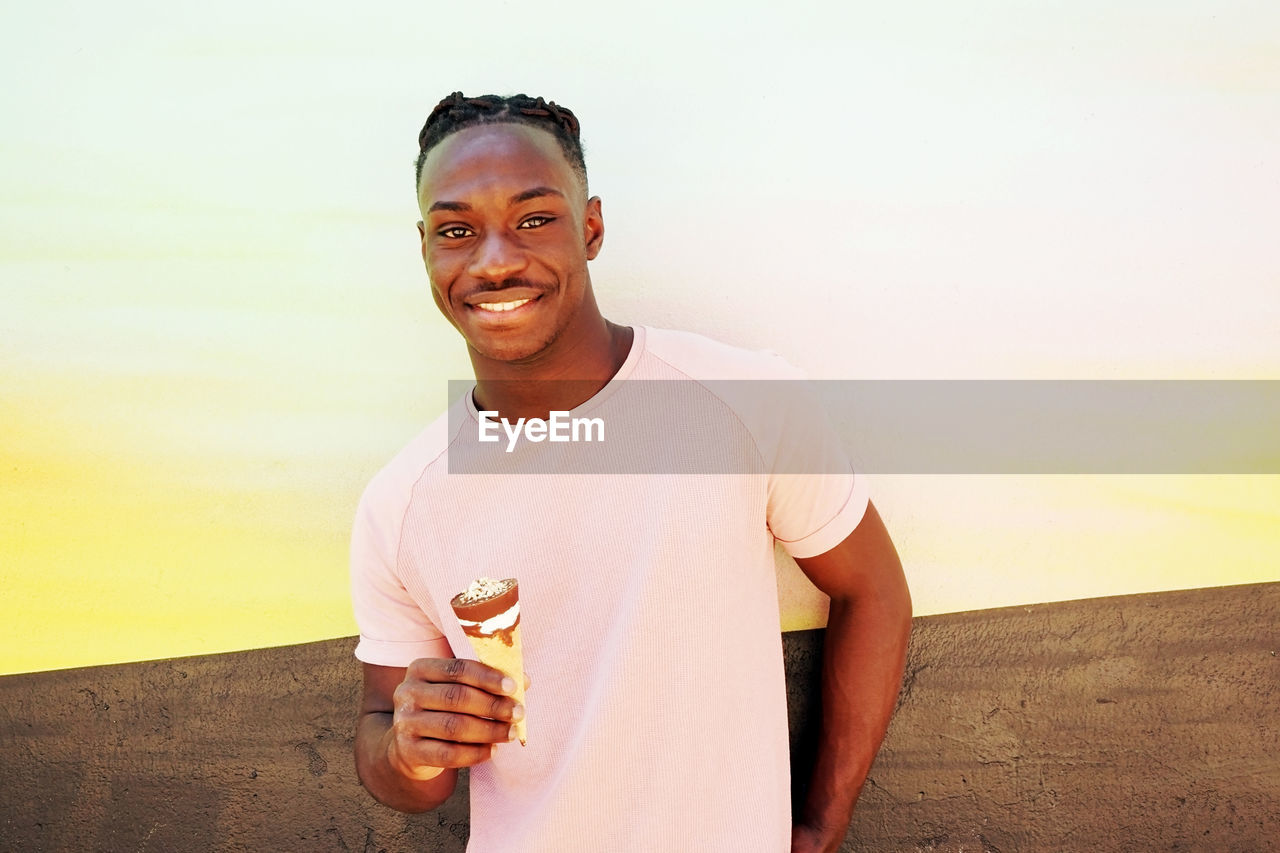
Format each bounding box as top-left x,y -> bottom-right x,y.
470,319 -> 634,421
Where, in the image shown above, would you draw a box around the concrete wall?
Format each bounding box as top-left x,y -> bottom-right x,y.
2,582 -> 1276,851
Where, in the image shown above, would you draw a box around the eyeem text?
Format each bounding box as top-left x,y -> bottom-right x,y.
478,411 -> 605,453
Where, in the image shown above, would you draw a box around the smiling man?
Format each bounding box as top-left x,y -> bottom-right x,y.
350,92 -> 912,853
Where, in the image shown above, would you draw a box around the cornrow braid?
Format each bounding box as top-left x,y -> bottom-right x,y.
414,92 -> 588,193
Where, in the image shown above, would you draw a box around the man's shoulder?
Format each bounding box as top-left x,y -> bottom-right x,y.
639,326 -> 804,382
357,403 -> 465,514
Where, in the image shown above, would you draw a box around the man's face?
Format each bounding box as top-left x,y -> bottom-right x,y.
417,123 -> 604,365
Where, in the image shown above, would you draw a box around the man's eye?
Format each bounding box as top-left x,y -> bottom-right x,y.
438,226 -> 473,239
519,216 -> 552,229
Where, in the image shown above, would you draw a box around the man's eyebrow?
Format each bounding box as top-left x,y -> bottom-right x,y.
426,187 -> 564,215
510,186 -> 564,204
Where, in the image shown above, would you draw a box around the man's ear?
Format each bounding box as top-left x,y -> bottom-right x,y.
583,196 -> 605,260
417,221 -> 428,264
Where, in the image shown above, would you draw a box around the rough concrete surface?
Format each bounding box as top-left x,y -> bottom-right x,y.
1,582 -> 1276,852
845,582 -> 1279,852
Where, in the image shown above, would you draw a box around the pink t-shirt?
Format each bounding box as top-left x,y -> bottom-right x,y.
351,326 -> 868,852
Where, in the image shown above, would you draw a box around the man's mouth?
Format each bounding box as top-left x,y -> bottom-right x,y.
465,290 -> 544,321
474,297 -> 533,313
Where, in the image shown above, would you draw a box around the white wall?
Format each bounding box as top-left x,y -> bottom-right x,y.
2,0 -> 1277,670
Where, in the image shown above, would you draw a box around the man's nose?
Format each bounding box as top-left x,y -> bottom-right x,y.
468,230 -> 528,282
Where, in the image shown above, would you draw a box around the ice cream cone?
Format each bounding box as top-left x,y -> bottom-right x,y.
450,578 -> 526,745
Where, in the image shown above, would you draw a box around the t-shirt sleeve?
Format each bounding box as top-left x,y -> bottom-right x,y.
762,367 -> 870,559
350,476 -> 451,667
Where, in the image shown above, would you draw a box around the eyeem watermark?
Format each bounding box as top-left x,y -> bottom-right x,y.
478,410 -> 605,453
450,379 -> 1280,474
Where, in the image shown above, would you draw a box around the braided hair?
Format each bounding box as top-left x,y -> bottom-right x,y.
415,92 -> 587,194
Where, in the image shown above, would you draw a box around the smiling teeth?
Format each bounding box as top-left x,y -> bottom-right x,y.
476,298 -> 532,312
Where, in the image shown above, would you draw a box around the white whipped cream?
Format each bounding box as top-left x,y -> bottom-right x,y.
459,602 -> 520,635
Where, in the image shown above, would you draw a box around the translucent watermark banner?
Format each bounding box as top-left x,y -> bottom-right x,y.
446,380 -> 1280,475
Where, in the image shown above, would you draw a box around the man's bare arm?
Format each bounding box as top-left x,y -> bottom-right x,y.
790,500 -> 912,853
354,659 -> 524,813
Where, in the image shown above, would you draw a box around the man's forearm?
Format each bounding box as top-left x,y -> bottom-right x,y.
798,584 -> 912,849
355,711 -> 458,813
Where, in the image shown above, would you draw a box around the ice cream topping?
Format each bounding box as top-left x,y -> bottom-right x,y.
456,577 -> 515,605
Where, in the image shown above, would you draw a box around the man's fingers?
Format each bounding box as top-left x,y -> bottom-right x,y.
381,657 -> 527,784
399,710 -> 518,746
394,680 -> 522,722
388,703 -> 519,781
407,657 -> 519,697
390,731 -> 498,773
387,658 -> 523,786
390,709 -> 517,774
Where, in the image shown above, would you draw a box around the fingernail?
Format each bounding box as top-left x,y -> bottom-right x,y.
508,725 -> 519,741
510,704 -> 525,722
501,676 -> 517,695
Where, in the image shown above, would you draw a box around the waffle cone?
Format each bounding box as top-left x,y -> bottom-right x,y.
467,624 -> 526,745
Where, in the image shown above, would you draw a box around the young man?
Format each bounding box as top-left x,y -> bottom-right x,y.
351,92 -> 912,853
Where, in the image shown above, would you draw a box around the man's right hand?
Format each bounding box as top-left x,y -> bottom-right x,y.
354,657 -> 525,812
385,657 -> 525,779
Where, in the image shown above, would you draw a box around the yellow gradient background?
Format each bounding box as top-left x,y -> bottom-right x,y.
3,1 -> 1277,674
